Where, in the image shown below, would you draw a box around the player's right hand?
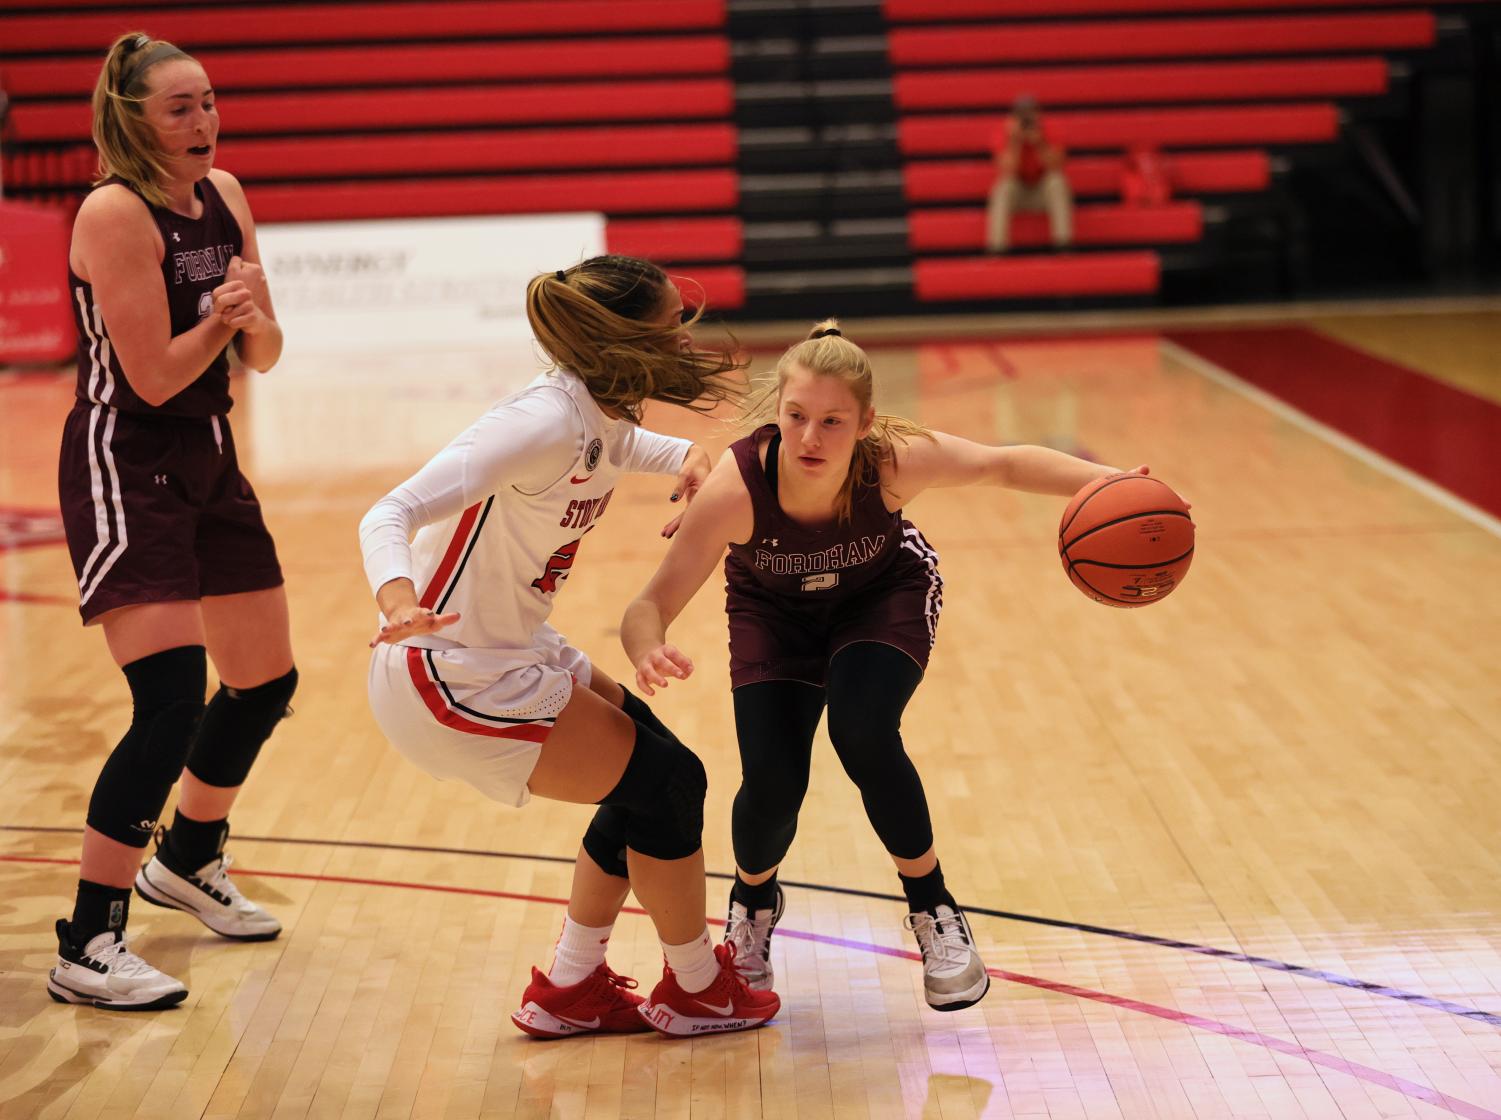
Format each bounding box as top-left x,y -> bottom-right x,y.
370,607 -> 461,648
635,643 -> 693,696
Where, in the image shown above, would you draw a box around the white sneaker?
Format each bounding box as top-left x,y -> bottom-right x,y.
904,904 -> 990,1011
723,883 -> 784,992
47,920 -> 188,1011
135,846 -> 282,941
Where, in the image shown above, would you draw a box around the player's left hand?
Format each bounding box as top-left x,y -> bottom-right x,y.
212,280 -> 271,335
1119,463 -> 1191,510
662,444 -> 711,538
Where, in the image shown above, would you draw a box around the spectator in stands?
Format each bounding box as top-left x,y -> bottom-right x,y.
985,95 -> 1073,254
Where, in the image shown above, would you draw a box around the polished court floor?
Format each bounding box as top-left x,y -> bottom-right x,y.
2,302 -> 1500,1119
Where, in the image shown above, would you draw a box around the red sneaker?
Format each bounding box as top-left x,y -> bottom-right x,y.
638,943 -> 780,1036
511,963 -> 652,1039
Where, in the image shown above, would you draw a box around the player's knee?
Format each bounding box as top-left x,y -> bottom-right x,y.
185,666 -> 297,788
600,723 -> 706,861
826,708 -> 905,788
735,769 -> 807,828
582,805 -> 630,879
86,646 -> 209,846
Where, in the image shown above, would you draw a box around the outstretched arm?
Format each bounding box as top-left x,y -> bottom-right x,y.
886,430 -> 1136,507
621,450 -> 751,694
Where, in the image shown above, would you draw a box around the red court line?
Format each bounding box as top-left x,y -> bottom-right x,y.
1165,326 -> 1501,519
5,854 -> 1495,1118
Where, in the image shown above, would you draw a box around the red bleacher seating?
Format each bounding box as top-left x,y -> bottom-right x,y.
9,80 -> 735,143
0,38 -> 731,98
212,125 -> 737,181
888,11 -> 1435,65
886,0 -> 1477,19
668,265 -> 746,309
0,2 -> 727,52
244,169 -> 739,224
901,104 -> 1339,156
894,58 -> 1387,111
606,217 -> 744,262
904,150 -> 1271,203
915,252 -> 1160,300
910,203 -> 1202,251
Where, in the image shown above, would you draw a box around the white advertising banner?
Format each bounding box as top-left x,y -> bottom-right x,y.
254,211 -> 606,351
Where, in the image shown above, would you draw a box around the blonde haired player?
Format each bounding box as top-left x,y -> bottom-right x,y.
624,321 -> 1145,1011
361,256 -> 780,1037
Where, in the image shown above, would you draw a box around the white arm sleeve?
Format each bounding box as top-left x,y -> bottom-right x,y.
359,388 -> 580,595
616,423 -> 693,475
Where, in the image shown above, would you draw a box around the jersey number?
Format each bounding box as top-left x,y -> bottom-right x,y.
531,539 -> 582,594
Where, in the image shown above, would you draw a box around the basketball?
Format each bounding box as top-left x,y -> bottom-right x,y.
1058,472 -> 1194,607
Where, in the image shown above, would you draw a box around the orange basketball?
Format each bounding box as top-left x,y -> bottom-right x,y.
1058,473 -> 1194,607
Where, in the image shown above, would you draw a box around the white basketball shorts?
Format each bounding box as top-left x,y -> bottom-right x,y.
367,627 -> 591,807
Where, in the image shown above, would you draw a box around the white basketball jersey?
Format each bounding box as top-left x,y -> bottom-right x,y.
360,370 -> 690,655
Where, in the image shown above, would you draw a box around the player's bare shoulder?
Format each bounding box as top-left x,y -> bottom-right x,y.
71,183 -> 160,276
685,447 -> 755,545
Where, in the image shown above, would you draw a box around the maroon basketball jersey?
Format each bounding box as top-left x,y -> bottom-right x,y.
70,176 -> 243,418
725,424 -> 909,600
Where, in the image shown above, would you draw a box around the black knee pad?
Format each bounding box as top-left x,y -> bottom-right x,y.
581,805 -> 630,879
185,666 -> 297,788
599,722 -> 707,861
87,646 -> 207,848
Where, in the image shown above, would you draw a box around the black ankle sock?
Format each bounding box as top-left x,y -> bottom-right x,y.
732,873 -> 779,913
69,879 -> 130,946
898,862 -> 956,913
164,809 -> 228,872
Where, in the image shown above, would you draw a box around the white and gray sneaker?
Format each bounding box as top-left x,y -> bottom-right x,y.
724,884 -> 785,991
47,920 -> 188,1011
904,904 -> 991,1011
135,840 -> 282,942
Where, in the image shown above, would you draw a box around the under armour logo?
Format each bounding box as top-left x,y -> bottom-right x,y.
761,538 -> 779,547
172,232 -> 181,242
154,474 -> 168,485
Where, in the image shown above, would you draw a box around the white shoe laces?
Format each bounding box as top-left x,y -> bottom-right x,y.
199,853 -> 256,913
904,907 -> 973,972
87,936 -> 159,979
725,908 -> 773,976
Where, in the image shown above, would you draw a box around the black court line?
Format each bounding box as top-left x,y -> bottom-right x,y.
5,824 -> 1497,1027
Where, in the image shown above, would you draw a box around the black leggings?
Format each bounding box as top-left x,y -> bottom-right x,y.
731,641 -> 934,874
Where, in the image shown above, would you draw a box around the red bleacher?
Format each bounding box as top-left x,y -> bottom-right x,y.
0,2 -> 727,52
910,203 -> 1203,251
901,104 -> 1340,157
915,253 -> 1161,301
894,58 -> 1388,111
888,11 -> 1434,65
886,0 -> 1476,18
246,169 -> 739,223
9,79 -> 735,143
607,219 -> 745,264
904,151 -> 1271,203
0,38 -> 732,98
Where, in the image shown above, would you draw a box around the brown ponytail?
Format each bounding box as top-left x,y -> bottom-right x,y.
526,255 -> 745,423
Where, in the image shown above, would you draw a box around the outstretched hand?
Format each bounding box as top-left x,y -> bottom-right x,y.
635,643 -> 694,696
662,444 -> 712,538
370,605 -> 461,648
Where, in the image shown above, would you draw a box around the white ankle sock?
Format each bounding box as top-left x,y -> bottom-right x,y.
548,916 -> 613,987
661,928 -> 719,994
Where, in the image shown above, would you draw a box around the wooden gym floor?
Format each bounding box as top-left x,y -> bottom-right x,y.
2,300 -> 1500,1119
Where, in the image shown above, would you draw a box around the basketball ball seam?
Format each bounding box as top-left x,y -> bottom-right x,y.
1065,546 -> 1195,572
1061,508 -> 1192,553
1057,473 -> 1139,542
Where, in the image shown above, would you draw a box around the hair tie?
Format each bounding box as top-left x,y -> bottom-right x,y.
554,269 -> 567,282
813,327 -> 842,338
119,41 -> 188,91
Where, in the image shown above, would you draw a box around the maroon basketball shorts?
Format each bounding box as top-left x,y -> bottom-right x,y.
727,548 -> 943,689
58,405 -> 284,625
